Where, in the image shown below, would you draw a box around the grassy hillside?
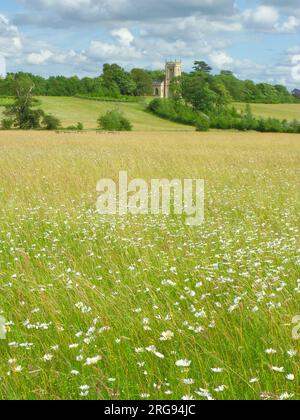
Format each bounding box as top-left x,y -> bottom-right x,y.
234,102 -> 300,121
42,98 -> 300,129
38,96 -> 194,131
0,131 -> 299,400
1,96 -> 299,131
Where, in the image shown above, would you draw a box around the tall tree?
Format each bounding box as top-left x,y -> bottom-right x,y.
3,75 -> 60,130
193,61 -> 212,74
181,73 -> 217,112
131,68 -> 153,96
103,64 -> 136,96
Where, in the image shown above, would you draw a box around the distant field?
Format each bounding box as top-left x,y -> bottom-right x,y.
38,96 -> 194,131
1,97 -> 300,130
0,131 -> 299,400
234,102 -> 300,121
0,97 -> 15,106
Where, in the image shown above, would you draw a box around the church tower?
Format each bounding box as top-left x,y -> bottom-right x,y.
164,60 -> 182,98
152,60 -> 182,98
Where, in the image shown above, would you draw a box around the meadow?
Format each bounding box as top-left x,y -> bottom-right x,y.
1,96 -> 300,130
234,102 -> 300,121
36,97 -> 300,128
0,130 -> 299,400
38,97 -> 194,131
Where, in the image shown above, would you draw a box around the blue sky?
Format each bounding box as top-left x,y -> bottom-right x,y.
0,0 -> 300,88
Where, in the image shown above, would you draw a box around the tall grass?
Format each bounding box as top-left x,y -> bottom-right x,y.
0,131 -> 299,400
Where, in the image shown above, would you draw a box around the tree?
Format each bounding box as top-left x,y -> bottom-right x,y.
0,64 -> 296,104
195,115 -> 210,131
131,68 -> 153,96
242,80 -> 259,103
3,75 -> 43,129
238,103 -> 257,131
42,114 -> 61,130
169,77 -> 182,101
193,61 -> 212,74
181,73 -> 217,113
147,70 -> 165,82
1,118 -> 14,130
103,64 -> 136,96
275,85 -> 293,103
0,74 -> 14,95
256,83 -> 279,103
209,77 -> 231,106
218,71 -> 244,101
98,110 -> 132,131
2,75 -> 61,130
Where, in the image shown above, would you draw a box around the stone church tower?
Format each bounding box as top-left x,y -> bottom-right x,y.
152,60 -> 182,98
164,61 -> 182,98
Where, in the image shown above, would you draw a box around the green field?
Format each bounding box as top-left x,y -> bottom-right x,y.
0,96 -> 192,131
0,130 -> 299,400
1,97 -> 300,131
234,102 -> 300,121
38,97 -> 193,131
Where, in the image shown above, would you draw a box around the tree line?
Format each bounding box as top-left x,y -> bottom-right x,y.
147,61 -> 300,134
171,61 -> 297,105
0,61 -> 297,104
2,70 -> 300,134
0,66 -> 160,98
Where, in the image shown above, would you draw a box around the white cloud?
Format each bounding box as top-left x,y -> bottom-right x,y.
0,55 -> 6,77
26,48 -> 88,67
20,0 -> 237,22
27,49 -> 53,64
241,5 -> 300,34
86,28 -> 141,61
209,51 -> 233,69
291,54 -> 300,81
243,6 -> 280,29
111,28 -> 134,46
86,40 -> 141,61
263,1 -> 300,18
275,16 -> 300,33
0,14 -> 23,57
1,2 -> 299,88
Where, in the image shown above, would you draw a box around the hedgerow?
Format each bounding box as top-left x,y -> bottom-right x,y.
148,99 -> 300,134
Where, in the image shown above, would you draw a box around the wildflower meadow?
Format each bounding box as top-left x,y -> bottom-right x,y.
0,131 -> 299,400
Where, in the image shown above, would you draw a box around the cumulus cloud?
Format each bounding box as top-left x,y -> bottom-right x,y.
243,6 -> 280,30
209,51 -> 233,69
85,27 -> 142,61
275,16 -> 300,33
25,48 -> 88,68
23,27 -> 140,69
0,14 -> 23,56
111,28 -> 134,46
291,55 -> 300,81
263,0 -> 300,18
0,54 -> 6,77
19,0 -> 237,22
241,5 -> 300,34
3,2 -> 300,87
27,49 -> 53,65
86,40 -> 141,61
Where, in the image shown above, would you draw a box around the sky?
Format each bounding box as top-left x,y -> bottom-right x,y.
0,0 -> 300,89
